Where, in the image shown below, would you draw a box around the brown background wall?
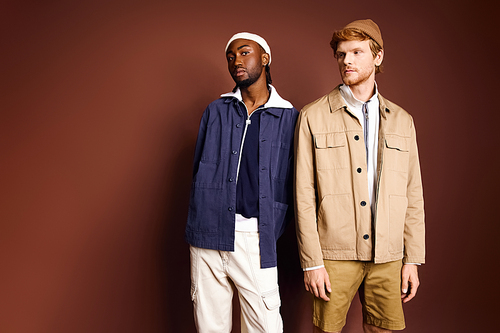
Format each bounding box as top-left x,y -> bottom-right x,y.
1,0 -> 498,332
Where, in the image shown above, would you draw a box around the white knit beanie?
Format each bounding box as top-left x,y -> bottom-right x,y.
225,32 -> 272,65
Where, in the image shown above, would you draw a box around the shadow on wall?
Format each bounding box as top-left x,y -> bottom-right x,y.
154,47 -> 228,330
157,134 -> 196,331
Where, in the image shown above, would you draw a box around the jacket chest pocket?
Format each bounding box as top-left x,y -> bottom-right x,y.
384,135 -> 409,173
314,133 -> 348,169
271,141 -> 291,180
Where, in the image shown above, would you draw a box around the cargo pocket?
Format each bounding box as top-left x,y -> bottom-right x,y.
314,132 -> 348,169
190,284 -> 197,302
262,288 -> 281,311
189,246 -> 199,302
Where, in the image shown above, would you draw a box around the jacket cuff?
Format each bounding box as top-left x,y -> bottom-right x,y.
301,259 -> 325,269
403,256 -> 425,264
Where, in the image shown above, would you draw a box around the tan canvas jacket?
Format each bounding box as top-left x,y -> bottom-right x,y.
294,85 -> 425,268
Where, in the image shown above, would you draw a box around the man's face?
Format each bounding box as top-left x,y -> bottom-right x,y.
226,39 -> 267,89
335,39 -> 383,87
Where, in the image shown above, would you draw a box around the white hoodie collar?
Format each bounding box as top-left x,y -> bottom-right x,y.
339,82 -> 379,107
221,85 -> 293,109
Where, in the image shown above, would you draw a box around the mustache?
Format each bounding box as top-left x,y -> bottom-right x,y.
232,65 -> 246,74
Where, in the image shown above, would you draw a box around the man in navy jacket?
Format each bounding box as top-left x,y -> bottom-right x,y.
185,32 -> 298,333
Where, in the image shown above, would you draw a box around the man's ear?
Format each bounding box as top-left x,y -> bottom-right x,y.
375,49 -> 384,66
262,53 -> 270,66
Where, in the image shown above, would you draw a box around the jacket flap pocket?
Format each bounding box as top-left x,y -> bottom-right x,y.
315,133 -> 345,149
385,135 -> 409,152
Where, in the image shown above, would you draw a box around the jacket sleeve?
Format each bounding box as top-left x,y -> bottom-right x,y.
273,108 -> 300,239
403,117 -> 425,264
294,109 -> 324,268
191,107 -> 209,178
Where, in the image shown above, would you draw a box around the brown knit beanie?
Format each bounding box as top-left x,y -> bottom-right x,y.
343,19 -> 383,49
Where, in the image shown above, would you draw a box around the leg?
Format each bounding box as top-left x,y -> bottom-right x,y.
190,245 -> 234,333
363,322 -> 392,333
312,261 -> 364,333
229,231 -> 283,333
360,261 -> 405,331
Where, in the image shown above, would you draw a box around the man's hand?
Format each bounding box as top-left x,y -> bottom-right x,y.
304,267 -> 331,301
401,264 -> 420,303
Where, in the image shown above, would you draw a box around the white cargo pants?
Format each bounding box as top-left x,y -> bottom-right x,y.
190,231 -> 283,333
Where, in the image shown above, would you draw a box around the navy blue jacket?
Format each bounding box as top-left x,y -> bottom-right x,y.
185,86 -> 299,268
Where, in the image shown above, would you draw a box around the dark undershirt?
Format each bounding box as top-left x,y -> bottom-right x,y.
236,109 -> 264,219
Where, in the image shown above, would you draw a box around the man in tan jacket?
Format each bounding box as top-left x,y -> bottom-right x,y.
294,19 -> 425,333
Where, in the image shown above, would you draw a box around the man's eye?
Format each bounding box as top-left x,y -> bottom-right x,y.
227,56 -> 234,61
242,51 -> 249,55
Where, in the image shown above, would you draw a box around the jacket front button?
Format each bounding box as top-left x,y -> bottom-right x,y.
232,150 -> 238,155
363,234 -> 369,240
360,201 -> 367,206
228,207 -> 233,211
228,178 -> 234,182
357,167 -> 362,173
354,135 -> 360,141
236,124 -> 241,128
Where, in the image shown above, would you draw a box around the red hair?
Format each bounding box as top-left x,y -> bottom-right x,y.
330,28 -> 383,74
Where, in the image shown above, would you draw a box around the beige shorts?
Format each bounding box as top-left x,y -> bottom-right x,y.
190,231 -> 282,333
313,260 -> 405,332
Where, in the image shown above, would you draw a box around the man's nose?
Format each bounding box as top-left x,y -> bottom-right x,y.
343,53 -> 353,65
235,54 -> 244,65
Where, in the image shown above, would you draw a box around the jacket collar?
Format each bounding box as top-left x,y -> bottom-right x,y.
328,84 -> 391,119
377,94 -> 392,119
221,85 -> 293,117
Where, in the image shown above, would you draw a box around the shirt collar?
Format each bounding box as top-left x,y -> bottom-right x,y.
220,85 -> 293,110
339,82 -> 379,107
